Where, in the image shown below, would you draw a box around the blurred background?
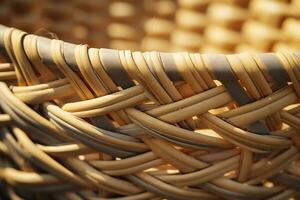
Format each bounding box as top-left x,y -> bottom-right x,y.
1,0 -> 300,53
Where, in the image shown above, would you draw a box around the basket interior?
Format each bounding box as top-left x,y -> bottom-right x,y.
1,0 -> 300,52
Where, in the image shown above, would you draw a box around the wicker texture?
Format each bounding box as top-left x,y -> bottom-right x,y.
0,1 -> 300,200
1,0 -> 300,52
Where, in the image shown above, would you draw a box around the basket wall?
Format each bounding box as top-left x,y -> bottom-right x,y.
0,0 -> 299,200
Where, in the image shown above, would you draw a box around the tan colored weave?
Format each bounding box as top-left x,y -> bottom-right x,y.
2,0 -> 300,52
0,1 -> 300,200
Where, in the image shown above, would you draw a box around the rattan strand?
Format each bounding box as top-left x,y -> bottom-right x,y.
0,0 -> 300,200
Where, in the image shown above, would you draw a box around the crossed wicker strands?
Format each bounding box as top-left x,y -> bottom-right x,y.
0,27 -> 300,200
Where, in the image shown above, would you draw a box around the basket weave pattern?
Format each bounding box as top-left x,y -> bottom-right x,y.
2,0 -> 300,52
0,1 -> 300,200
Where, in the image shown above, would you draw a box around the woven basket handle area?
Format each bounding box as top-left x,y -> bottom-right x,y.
0,25 -> 300,200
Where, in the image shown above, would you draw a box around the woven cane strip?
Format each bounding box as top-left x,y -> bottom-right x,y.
0,26 -> 299,200
2,0 -> 300,53
142,0 -> 176,51
108,0 -> 143,50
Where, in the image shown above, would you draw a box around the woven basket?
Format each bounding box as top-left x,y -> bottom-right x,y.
0,0 -> 300,200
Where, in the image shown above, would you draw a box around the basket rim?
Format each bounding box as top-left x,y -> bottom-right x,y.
1,24 -> 297,79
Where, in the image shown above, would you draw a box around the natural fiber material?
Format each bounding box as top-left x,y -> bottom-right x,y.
0,1 -> 300,200
2,0 -> 300,52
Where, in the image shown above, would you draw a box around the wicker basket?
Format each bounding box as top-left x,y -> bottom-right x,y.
0,0 -> 300,200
